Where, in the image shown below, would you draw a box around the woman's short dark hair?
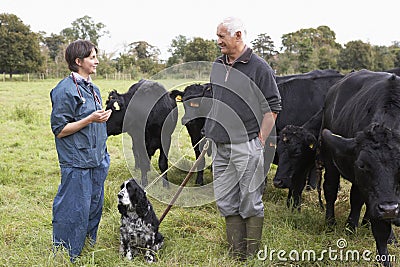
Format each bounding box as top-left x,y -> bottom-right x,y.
65,40 -> 98,72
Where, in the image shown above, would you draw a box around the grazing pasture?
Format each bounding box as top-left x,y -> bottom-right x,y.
0,79 -> 398,266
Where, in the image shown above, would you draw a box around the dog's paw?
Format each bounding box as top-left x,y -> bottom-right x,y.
144,251 -> 156,263
126,250 -> 133,261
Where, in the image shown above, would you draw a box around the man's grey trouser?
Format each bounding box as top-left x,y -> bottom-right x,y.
212,138 -> 265,218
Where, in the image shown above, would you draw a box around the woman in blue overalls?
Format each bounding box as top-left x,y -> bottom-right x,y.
50,40 -> 112,261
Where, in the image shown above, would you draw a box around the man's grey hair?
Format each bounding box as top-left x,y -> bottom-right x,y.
220,17 -> 247,39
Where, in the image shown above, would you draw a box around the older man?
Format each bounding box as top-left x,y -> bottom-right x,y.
204,17 -> 281,260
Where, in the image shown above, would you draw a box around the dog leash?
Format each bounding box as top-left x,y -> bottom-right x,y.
159,139 -> 210,224
145,136 -> 206,190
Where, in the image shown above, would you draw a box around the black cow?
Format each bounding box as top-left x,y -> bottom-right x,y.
273,109 -> 323,210
273,68 -> 400,212
170,70 -> 343,188
274,69 -> 344,134
272,70 -> 344,198
106,79 -> 178,187
319,69 -> 400,266
170,83 -> 212,186
384,67 -> 400,76
275,69 -> 343,84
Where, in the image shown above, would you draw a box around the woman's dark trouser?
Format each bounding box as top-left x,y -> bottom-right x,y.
52,153 -> 110,260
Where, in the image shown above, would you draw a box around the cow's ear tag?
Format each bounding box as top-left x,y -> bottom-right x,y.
189,101 -> 200,108
176,95 -> 182,102
331,133 -> 342,138
113,101 -> 121,111
309,143 -> 314,149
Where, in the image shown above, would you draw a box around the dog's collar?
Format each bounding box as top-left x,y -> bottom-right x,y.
132,204 -> 151,217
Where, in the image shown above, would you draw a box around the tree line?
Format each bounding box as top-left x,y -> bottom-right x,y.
1,13 -> 399,80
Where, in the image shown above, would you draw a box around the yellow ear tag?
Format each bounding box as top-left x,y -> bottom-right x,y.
189,101 -> 200,107
113,102 -> 120,111
309,143 -> 314,149
176,95 -> 182,102
331,133 -> 343,138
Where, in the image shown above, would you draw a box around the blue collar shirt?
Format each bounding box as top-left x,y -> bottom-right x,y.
50,74 -> 108,168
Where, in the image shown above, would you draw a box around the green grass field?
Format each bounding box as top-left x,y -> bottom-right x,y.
0,79 -> 398,267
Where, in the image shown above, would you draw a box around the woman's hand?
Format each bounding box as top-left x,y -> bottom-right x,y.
89,109 -> 112,123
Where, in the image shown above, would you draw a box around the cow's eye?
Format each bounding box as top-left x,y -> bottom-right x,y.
355,159 -> 369,172
290,148 -> 301,157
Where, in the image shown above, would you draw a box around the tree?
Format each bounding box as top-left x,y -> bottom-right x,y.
60,15 -> 109,46
167,35 -> 189,67
115,53 -> 136,74
0,13 -> 43,78
317,45 -> 339,70
168,35 -> 188,58
372,45 -> 395,71
274,51 -> 297,75
338,40 -> 373,71
251,33 -> 277,63
44,33 -> 67,61
389,41 -> 400,67
184,37 -> 219,62
96,51 -> 117,77
115,41 -> 163,76
280,26 -> 341,73
129,41 -> 160,60
297,38 -> 316,73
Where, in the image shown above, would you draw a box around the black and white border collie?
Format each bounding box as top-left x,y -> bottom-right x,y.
117,178 -> 164,262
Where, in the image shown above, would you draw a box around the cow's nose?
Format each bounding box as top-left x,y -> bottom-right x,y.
273,179 -> 285,188
393,217 -> 400,227
378,203 -> 399,219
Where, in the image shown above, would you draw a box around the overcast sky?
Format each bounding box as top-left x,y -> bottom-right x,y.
2,0 -> 399,60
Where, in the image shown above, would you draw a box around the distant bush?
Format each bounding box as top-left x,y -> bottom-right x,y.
12,104 -> 39,124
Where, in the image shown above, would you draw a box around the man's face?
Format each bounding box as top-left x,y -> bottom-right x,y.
216,24 -> 237,55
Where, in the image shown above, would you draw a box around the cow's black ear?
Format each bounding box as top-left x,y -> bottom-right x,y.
322,129 -> 356,157
169,90 -> 183,102
108,90 -> 118,98
305,132 -> 317,150
203,83 -> 212,90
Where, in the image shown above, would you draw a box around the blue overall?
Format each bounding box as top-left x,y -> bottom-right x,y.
50,73 -> 109,260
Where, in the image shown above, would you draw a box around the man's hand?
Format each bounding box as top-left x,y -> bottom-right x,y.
258,112 -> 277,146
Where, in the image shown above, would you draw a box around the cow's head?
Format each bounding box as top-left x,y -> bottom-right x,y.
105,90 -> 126,136
172,83 -> 212,126
273,125 -> 317,189
322,124 -> 400,221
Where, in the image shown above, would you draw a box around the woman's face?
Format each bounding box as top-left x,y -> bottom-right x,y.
76,48 -> 99,78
